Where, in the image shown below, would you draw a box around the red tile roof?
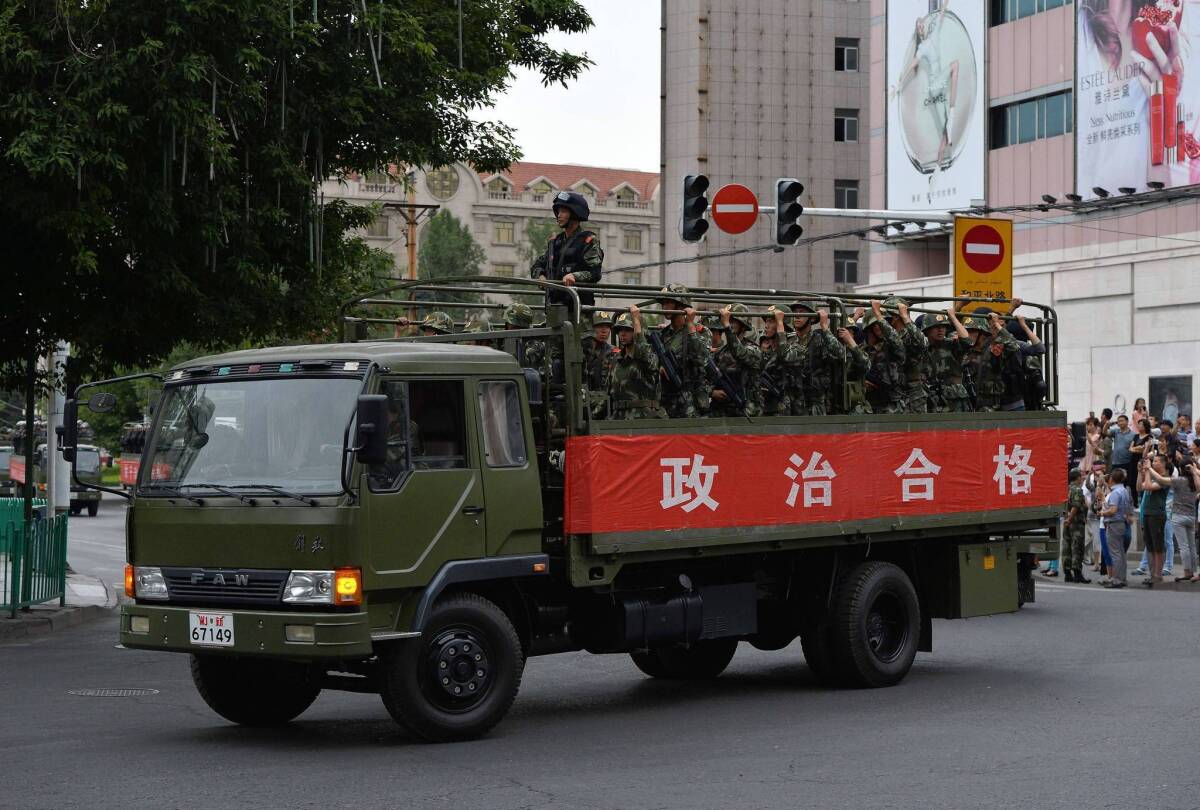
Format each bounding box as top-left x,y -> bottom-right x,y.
479,161 -> 660,200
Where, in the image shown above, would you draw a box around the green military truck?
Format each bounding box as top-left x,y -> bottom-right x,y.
64,278 -> 1066,742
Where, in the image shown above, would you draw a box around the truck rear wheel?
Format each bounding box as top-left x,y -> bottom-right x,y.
799,624 -> 841,686
629,639 -> 738,680
190,655 -> 319,725
831,562 -> 920,688
86,501 -> 99,517
380,592 -> 524,743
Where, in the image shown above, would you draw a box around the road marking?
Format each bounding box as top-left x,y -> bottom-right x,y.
964,243 -> 1001,255
1038,583 -> 1128,593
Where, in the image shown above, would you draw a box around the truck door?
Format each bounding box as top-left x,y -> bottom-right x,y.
474,378 -> 543,557
362,378 -> 486,584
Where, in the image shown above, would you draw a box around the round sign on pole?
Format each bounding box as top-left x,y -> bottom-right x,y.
711,184 -> 760,235
960,224 -> 1006,274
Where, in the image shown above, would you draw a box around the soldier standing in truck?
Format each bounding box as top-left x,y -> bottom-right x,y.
787,302 -> 846,417
609,306 -> 667,420
861,299 -> 906,414
530,190 -> 603,316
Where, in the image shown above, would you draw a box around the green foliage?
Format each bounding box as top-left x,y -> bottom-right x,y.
0,0 -> 593,389
417,211 -> 486,305
519,218 -> 560,269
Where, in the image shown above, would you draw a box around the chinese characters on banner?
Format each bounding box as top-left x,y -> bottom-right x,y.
564,428 -> 1066,535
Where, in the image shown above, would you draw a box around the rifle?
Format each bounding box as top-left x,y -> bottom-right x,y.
648,330 -> 684,391
963,365 -> 979,411
707,356 -> 748,414
759,370 -> 784,401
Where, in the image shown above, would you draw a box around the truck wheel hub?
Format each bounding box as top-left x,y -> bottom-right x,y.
428,629 -> 490,704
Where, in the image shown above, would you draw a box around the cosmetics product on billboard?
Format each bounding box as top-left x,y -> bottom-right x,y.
1151,80 -> 1165,166
1165,73 -> 1179,152
1178,104 -> 1186,163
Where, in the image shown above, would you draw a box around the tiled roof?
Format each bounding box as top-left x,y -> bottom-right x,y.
479,161 -> 660,200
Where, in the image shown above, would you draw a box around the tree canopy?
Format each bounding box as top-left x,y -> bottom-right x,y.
417,210 -> 486,304
0,0 -> 593,389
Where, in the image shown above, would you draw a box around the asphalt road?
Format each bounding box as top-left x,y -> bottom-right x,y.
65,492 -> 126,591
1,582 -> 1198,809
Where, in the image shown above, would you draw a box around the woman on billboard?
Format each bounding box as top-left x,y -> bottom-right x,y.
1078,1 -> 1195,194
891,1 -> 961,167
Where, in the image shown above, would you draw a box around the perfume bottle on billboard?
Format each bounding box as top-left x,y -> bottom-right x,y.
890,7 -> 979,175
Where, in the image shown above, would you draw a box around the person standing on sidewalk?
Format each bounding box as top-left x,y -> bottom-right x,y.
1099,468 -> 1133,588
1150,454 -> 1200,582
1063,469 -> 1091,583
1110,414 -> 1135,490
1085,460 -> 1108,574
1136,455 -> 1169,588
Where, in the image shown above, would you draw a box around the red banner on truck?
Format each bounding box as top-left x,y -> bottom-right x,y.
564,427 -> 1066,535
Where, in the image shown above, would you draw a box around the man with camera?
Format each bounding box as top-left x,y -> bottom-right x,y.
1098,468 -> 1133,588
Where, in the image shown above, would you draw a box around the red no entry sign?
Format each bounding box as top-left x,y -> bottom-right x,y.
960,224 -> 1006,274
711,184 -> 760,234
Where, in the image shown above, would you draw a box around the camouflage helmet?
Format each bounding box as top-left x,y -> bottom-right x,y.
964,313 -> 989,332
591,310 -> 615,327
503,302 -> 534,328
613,312 -> 635,332
657,282 -> 692,309
464,313 -> 493,334
421,311 -> 454,334
918,312 -> 950,333
704,315 -> 727,333
882,296 -> 907,318
862,311 -> 885,330
789,300 -> 818,318
726,303 -> 754,332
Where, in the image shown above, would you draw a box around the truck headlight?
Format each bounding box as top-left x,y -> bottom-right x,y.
282,570 -> 334,604
133,566 -> 169,600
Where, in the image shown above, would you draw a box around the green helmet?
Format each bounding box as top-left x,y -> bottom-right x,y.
862,311 -> 885,330
657,283 -> 691,309
591,310 -> 615,327
727,303 -> 754,332
964,313 -> 989,332
882,296 -> 906,318
421,311 -> 454,334
704,315 -> 726,333
919,312 -> 950,332
789,300 -> 817,318
613,312 -> 635,331
503,303 -> 534,328
464,314 -> 492,334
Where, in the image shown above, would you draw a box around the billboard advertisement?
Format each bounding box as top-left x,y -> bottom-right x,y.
886,0 -> 986,210
1077,1 -> 1200,198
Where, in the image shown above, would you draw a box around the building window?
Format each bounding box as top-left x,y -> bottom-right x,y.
492,263 -> 515,278
361,169 -> 396,193
529,180 -> 554,202
623,272 -> 642,286
425,166 -> 460,201
834,180 -> 859,209
989,90 -> 1073,150
834,38 -> 859,72
492,220 -> 515,244
486,176 -> 512,199
622,228 -> 643,252
991,0 -> 1072,26
366,212 -> 389,237
834,109 -> 859,143
614,186 -> 641,208
834,251 -> 859,285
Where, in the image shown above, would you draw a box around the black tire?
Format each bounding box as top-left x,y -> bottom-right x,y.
831,561 -> 921,689
799,623 -> 841,686
191,655 -> 320,726
86,501 -> 99,517
380,592 -> 524,743
629,639 -> 738,680
68,506 -> 80,516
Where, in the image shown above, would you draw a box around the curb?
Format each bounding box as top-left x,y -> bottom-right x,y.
0,603 -> 118,642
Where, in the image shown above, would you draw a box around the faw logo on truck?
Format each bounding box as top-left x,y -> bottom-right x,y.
564,427 -> 1066,534
190,572 -> 251,587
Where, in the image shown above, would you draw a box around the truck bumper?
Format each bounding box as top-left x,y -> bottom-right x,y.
119,604 -> 374,660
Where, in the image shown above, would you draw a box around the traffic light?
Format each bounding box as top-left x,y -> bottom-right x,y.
681,174 -> 710,243
775,178 -> 805,245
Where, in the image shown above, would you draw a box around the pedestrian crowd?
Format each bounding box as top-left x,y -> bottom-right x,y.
1060,402 -> 1200,589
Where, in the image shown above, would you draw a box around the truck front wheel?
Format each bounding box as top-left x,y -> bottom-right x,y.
190,655 -> 319,725
86,501 -> 99,517
629,639 -> 738,680
380,592 -> 524,743
831,562 -> 920,688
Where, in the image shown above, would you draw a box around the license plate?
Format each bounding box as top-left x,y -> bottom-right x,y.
188,612 -> 234,647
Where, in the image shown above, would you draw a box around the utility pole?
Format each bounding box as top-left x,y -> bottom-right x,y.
45,342 -> 69,518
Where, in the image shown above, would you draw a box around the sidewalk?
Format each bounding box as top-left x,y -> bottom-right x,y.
0,572 -> 118,641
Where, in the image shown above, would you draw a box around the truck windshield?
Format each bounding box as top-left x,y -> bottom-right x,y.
76,449 -> 100,474
140,377 -> 360,495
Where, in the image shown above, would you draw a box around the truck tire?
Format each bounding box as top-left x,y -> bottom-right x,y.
799,624 -> 841,686
86,501 -> 99,517
380,592 -> 524,743
191,655 -> 319,726
629,639 -> 738,680
830,561 -> 920,689
69,506 -> 80,516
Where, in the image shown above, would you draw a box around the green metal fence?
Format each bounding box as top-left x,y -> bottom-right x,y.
0,498 -> 68,617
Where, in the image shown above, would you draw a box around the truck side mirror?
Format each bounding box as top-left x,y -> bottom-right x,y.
354,394 -> 389,466
61,399 -> 78,462
87,391 -> 117,413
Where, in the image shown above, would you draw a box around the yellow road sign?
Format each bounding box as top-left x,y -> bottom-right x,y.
953,216 -> 1013,312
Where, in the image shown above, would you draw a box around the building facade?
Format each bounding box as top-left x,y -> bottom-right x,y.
322,161 -> 660,287
863,0 -> 1200,422
661,0 -> 871,291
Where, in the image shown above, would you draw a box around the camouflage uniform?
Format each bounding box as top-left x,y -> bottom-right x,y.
503,303 -> 546,369
530,191 -> 604,318
710,305 -> 763,417
786,303 -> 847,416
581,311 -> 618,392
919,313 -> 973,413
861,313 -> 906,414
843,340 -> 874,414
962,313 -> 1019,412
463,313 -> 497,348
656,285 -> 709,419
1064,481 -> 1089,572
886,298 -> 929,414
421,311 -> 455,335
609,314 -> 667,420
759,321 -> 801,416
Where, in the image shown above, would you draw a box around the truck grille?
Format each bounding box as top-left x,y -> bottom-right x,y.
161,567 -> 287,607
